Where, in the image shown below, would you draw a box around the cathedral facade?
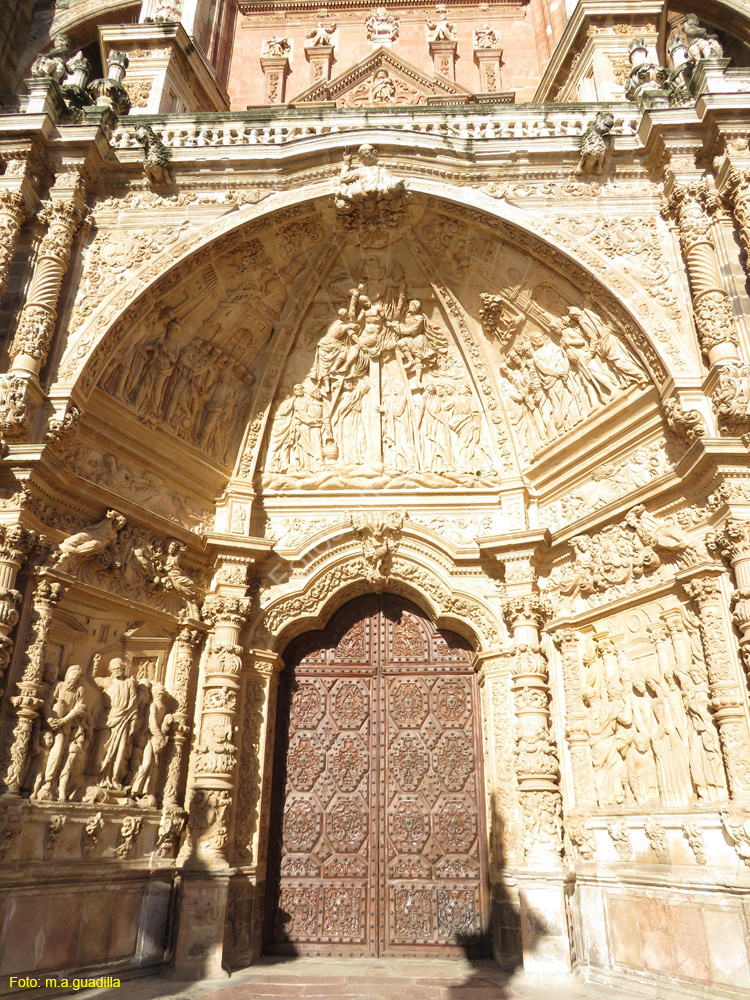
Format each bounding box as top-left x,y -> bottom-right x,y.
1,0 -> 750,992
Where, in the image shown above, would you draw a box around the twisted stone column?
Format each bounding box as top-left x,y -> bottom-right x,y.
0,525 -> 36,691
552,629 -> 595,807
162,625 -> 203,808
664,178 -> 740,365
0,191 -> 30,302
683,574 -> 750,797
1,578 -> 64,794
503,596 -> 562,862
8,197 -> 85,378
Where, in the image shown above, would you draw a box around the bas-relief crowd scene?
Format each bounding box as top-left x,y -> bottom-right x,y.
2,0 -> 750,990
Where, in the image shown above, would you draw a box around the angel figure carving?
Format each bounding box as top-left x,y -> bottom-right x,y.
162,540 -> 202,619
305,20 -> 336,46
55,509 -> 126,570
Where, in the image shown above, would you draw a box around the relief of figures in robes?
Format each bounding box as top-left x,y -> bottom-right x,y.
577,610 -> 727,812
24,652 -> 176,807
262,258 -> 499,491
495,295 -> 648,462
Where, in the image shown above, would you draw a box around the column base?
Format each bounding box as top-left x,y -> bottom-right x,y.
172,870 -> 231,980
516,869 -> 574,977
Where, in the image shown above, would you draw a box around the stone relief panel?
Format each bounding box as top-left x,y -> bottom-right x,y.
258,243 -> 502,492
540,440 -> 672,531
100,307 -> 256,466
413,211 -> 651,467
555,600 -> 728,812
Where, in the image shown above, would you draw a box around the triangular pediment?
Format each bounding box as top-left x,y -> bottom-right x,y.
290,46 -> 473,107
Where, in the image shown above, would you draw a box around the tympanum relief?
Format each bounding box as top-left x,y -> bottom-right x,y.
260,247 -> 500,492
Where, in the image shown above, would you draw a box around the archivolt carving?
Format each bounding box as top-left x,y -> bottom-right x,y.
253,546 -> 499,651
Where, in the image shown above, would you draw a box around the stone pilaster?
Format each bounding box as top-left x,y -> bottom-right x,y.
0,526 -> 36,692
231,648 -> 282,962
305,44 -> 333,85
430,39 -> 457,80
683,573 -> 750,798
663,175 -> 740,365
552,629 -> 595,808
260,56 -> 290,104
474,47 -> 502,93
0,578 -> 64,795
0,191 -> 30,303
716,519 -> 750,673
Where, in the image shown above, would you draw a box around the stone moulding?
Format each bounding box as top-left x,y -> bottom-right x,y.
53,174 -> 675,421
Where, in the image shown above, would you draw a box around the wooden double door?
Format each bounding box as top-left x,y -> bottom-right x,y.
266,595 -> 489,956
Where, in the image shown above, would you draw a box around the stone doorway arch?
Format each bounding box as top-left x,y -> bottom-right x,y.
264,593 -> 490,958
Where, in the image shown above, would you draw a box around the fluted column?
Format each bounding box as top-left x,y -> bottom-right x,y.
0,525 -> 36,692
162,625 -> 204,808
1,579 -> 64,795
664,177 -> 740,365
0,191 -> 30,302
8,196 -> 85,380
683,575 -> 750,797
503,595 -> 562,862
552,629 -> 595,807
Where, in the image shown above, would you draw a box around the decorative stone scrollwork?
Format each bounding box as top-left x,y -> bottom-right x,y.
711,363 -> 750,435
644,817 -> 669,863
350,511 -> 404,585
721,809 -> 750,866
134,124 -> 172,186
663,396 -> 707,443
80,810 -> 104,857
0,374 -> 31,439
365,7 -> 399,43
607,820 -> 634,861
0,524 -> 36,689
42,814 -> 66,860
683,820 -> 707,864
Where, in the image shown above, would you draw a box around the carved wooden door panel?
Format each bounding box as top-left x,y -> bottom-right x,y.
266,595 -> 488,957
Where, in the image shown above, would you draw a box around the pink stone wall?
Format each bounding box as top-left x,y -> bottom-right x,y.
227,2 -> 564,108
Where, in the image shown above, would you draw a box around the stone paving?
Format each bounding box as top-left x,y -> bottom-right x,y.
52,958 -> 649,1000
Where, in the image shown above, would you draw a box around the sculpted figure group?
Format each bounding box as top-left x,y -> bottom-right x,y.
500,302 -> 647,459
26,654 -> 174,806
267,277 -> 495,480
104,311 -> 254,464
581,628 -> 726,809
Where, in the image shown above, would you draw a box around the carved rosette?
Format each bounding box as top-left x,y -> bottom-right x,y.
162,626 -> 204,807
9,198 -> 85,374
0,191 -> 29,301
502,596 -> 563,860
664,179 -> 740,364
1,579 -> 65,793
684,575 -> 750,797
552,629 -> 595,806
0,525 -> 36,687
